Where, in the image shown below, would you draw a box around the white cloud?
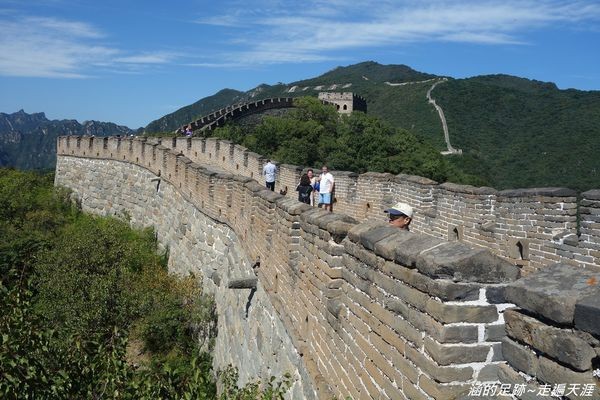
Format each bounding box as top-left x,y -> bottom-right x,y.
0,17 -> 117,78
3,1 -> 600,76
0,14 -> 177,78
192,0 -> 600,67
26,16 -> 105,38
115,52 -> 179,64
194,14 -> 240,27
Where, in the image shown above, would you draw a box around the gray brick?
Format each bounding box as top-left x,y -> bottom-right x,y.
574,288 -> 600,337
416,242 -> 520,284
405,346 -> 474,383
506,263 -> 600,324
424,338 -> 490,365
505,309 -> 595,371
502,337 -> 538,376
484,324 -> 506,342
537,356 -> 598,390
425,300 -> 499,324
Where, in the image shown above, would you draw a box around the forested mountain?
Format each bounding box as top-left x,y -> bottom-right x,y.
146,62 -> 600,191
0,169 -> 291,398
3,62 -> 598,190
0,110 -> 134,170
144,89 -> 245,133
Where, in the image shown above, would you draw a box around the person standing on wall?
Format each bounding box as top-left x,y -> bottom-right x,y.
306,168 -> 318,206
385,202 -> 413,231
319,165 -> 334,212
263,159 -> 277,191
296,173 -> 313,204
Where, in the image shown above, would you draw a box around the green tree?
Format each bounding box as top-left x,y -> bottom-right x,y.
0,169 -> 292,399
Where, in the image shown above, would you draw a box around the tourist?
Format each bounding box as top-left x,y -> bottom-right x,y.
263,159 -> 277,191
306,168 -> 318,206
318,165 -> 334,212
184,125 -> 193,137
296,173 -> 313,205
385,202 -> 413,230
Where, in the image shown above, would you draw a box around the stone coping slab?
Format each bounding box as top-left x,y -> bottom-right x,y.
276,197 -> 312,215
439,182 -> 497,195
506,263 -> 600,325
582,189 -> 600,201
415,242 -> 520,283
498,187 -> 577,198
395,173 -> 438,185
574,289 -> 600,337
348,223 -> 519,283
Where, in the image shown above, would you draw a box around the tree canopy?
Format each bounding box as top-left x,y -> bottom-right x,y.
0,169 -> 291,399
212,97 -> 485,185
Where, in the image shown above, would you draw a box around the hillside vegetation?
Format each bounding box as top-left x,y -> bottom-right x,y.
145,89 -> 245,133
0,169 -> 291,399
147,61 -> 600,191
209,97 -> 483,185
0,110 -> 133,171
434,76 -> 600,190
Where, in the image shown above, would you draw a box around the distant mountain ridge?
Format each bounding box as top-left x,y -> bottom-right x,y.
3,61 -> 599,190
144,62 -> 435,133
145,61 -> 600,191
0,110 -> 133,170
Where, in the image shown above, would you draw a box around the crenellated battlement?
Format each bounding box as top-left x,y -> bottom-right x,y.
56,135 -> 600,399
178,97 -> 296,134
58,135 -> 600,275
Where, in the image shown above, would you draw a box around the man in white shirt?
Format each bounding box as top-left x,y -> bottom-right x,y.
262,159 -> 277,191
318,165 -> 334,212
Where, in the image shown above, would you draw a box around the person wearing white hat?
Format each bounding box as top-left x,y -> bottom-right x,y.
384,202 -> 413,230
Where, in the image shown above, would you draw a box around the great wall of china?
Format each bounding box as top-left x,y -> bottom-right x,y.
56,135 -> 600,399
179,97 -> 295,133
180,83 -> 456,156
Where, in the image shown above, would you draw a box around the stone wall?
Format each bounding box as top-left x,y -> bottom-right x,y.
55,155 -> 317,399
141,135 -> 600,275
317,92 -> 367,113
498,264 -> 600,399
56,136 -> 538,399
182,98 -> 295,133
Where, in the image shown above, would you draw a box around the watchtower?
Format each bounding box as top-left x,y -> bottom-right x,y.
318,92 -> 367,114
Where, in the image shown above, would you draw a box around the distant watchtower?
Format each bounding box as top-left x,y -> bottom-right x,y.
318,92 -> 367,114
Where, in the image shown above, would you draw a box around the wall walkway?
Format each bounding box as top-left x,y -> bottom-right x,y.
56,136 -> 600,399
149,136 -> 600,275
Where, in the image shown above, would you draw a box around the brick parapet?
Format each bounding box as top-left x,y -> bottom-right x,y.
109,135 -> 600,274
57,135 -> 539,399
502,264 -> 600,399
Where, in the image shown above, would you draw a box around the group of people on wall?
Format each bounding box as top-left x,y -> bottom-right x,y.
263,161 -> 335,212
262,160 -> 413,230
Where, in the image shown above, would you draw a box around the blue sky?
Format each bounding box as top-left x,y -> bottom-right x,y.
1,0 -> 599,128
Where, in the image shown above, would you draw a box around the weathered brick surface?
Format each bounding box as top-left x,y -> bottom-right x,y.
57,136 -> 600,400
502,337 -> 539,377
574,288 -> 600,337
418,374 -> 470,400
78,136 -> 600,272
505,309 -> 596,371
424,338 -> 490,365
506,263 -> 600,324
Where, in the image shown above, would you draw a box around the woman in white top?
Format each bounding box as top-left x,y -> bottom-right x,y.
318,165 -> 334,212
